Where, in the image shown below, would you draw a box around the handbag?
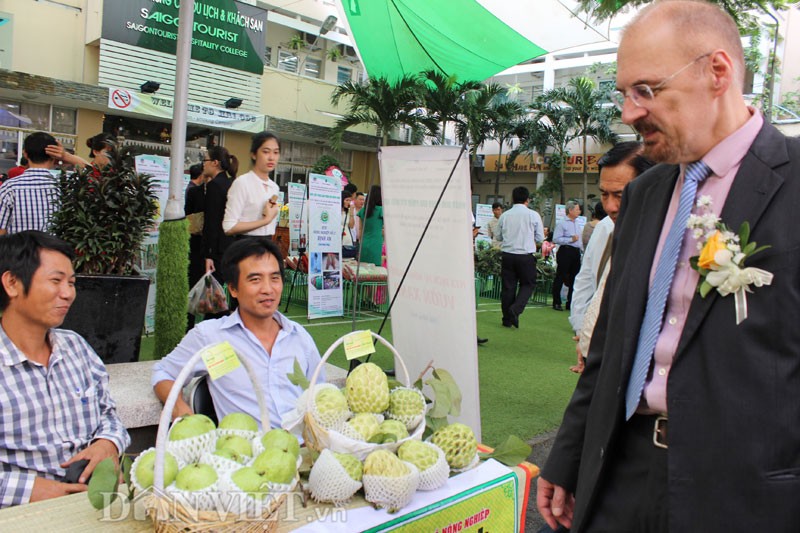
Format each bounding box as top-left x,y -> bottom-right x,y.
342,244 -> 359,259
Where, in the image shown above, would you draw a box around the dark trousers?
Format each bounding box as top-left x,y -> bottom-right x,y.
552,245 -> 581,307
581,415 -> 669,533
500,252 -> 537,325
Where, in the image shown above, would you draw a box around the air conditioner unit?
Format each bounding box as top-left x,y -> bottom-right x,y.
344,45 -> 357,58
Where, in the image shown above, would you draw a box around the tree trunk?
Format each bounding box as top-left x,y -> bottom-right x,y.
494,143 -> 503,195
560,156 -> 566,204
441,120 -> 447,144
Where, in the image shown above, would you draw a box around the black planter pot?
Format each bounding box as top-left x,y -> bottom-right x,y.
61,274 -> 150,365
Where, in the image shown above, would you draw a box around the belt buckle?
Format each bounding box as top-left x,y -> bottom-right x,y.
653,415 -> 668,449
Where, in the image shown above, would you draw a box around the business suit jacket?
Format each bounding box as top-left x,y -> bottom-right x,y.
202,172 -> 234,262
543,121 -> 800,532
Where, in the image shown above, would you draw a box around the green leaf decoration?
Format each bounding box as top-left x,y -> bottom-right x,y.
412,378 -> 424,390
689,256 -> 699,270
748,244 -> 771,259
387,378 -> 404,391
432,368 -> 462,416
426,379 -> 452,418
738,221 -> 750,248
367,432 -> 397,444
699,280 -> 714,298
423,415 -> 449,440
477,435 -> 532,467
121,455 -> 134,499
87,457 -> 120,510
743,241 -> 757,255
287,359 -> 310,390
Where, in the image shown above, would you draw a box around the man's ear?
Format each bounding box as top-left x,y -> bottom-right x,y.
1,271 -> 21,300
708,49 -> 734,97
227,283 -> 238,299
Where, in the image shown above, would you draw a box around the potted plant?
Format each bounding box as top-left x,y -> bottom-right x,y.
327,47 -> 342,62
51,149 -> 158,364
288,33 -> 306,51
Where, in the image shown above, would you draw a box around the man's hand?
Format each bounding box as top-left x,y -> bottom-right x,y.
570,335 -> 585,373
537,476 -> 575,530
61,438 -> 119,484
571,234 -> 579,243
154,380 -> 194,421
45,142 -> 66,162
29,477 -> 87,503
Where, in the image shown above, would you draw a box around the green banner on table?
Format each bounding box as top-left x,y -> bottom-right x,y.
364,471 -> 518,532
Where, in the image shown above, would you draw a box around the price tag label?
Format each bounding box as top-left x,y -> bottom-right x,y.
343,330 -> 376,360
200,341 -> 241,380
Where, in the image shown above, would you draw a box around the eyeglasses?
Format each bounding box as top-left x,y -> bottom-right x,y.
202,159 -> 214,163
611,52 -> 712,111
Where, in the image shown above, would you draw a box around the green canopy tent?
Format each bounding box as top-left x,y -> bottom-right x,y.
337,0 -> 607,81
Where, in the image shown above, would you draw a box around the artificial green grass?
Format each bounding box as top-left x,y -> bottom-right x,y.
138,298 -> 579,447
153,218 -> 189,359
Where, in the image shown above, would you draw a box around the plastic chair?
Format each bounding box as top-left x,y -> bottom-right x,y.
186,376 -> 218,425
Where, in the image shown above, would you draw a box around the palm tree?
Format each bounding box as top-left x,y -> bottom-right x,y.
420,70 -> 483,144
329,74 -> 438,148
486,99 -> 526,195
549,77 -> 618,206
455,83 -> 504,181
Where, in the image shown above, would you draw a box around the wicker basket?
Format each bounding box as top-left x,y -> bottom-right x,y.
145,344 -> 287,532
301,331 -> 425,460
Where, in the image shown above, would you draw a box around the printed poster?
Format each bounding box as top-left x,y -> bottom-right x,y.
288,182 -> 307,257
474,203 -> 494,248
307,173 -> 343,319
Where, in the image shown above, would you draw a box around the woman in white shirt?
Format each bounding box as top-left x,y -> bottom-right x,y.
223,131 -> 282,239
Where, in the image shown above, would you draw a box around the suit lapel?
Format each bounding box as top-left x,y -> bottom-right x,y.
675,123 -> 788,357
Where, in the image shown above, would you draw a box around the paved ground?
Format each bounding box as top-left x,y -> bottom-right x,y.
525,429 -> 558,532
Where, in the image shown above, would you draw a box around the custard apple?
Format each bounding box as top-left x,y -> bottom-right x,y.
315,387 -> 348,417
397,440 -> 439,472
333,452 -> 363,482
345,363 -> 390,413
387,388 -> 425,418
431,423 -> 477,469
347,413 -> 381,441
377,419 -> 409,442
364,450 -> 409,478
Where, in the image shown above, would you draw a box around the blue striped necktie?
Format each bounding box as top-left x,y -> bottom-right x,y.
624,161 -> 712,419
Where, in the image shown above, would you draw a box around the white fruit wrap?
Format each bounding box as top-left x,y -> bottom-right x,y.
413,443 -> 450,491
363,461 -> 420,512
308,449 -> 362,505
385,387 -> 427,431
129,447 -> 185,493
451,452 -> 481,473
217,471 -> 277,518
310,383 -> 352,428
322,415 -> 426,461
165,478 -> 221,512
166,428 -> 217,465
338,413 -> 384,441
199,450 -> 247,477
251,437 -> 304,474
216,427 -> 258,443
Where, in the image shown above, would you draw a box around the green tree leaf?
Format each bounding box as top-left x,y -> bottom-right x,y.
477,435 -> 532,467
287,359 -> 310,390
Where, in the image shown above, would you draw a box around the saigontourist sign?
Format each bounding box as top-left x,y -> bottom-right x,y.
107,87 -> 268,133
102,0 -> 267,74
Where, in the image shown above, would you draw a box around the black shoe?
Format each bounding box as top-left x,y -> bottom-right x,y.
553,304 -> 563,311
477,337 -> 489,345
511,311 -> 519,328
565,303 -> 571,311
502,321 -> 513,328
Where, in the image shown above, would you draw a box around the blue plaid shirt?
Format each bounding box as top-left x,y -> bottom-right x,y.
0,327 -> 130,507
0,169 -> 59,234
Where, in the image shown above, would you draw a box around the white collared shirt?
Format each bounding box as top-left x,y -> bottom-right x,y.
222,170 -> 280,236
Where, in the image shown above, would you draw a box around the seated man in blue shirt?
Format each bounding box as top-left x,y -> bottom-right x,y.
152,238 -> 325,429
0,231 -> 130,507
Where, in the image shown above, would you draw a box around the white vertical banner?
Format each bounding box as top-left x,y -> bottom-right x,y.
380,146 -> 481,441
288,183 -> 307,257
307,173 -> 343,319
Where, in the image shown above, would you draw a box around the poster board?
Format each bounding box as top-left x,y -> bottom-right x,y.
307,173 -> 343,319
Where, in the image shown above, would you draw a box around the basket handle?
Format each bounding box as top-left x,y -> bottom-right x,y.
304,330 -> 410,415
153,344 -> 270,491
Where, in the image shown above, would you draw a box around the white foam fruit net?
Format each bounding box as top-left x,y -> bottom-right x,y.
337,413 -> 384,441
308,449 -> 363,505
451,452 -> 481,474
217,470 -> 280,518
362,461 -> 420,512
414,442 -> 450,491
309,383 -> 352,429
129,447 -> 186,493
165,478 -> 221,512
199,450 -> 248,477
216,427 -> 258,443
166,429 -> 217,465
385,387 -> 427,431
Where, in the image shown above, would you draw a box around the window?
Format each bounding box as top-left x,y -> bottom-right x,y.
304,57 -> 321,79
264,46 -> 272,67
337,66 -> 352,85
278,50 -> 298,73
52,107 -> 77,134
20,102 -> 49,131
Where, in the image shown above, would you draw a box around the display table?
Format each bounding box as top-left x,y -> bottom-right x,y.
0,460 -> 537,532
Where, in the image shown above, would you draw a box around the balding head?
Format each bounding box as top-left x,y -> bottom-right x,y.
624,1 -> 744,88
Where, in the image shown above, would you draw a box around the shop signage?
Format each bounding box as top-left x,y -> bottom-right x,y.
107,87 -> 267,133
485,152 -> 603,173
102,0 -> 267,74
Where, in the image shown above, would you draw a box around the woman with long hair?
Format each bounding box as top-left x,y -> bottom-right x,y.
86,133 -> 117,170
223,131 -> 281,239
202,145 -> 238,277
357,185 -> 383,265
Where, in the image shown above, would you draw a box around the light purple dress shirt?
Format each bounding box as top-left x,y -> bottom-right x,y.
640,108 -> 763,414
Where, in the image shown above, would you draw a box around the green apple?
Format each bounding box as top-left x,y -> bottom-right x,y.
260,429 -> 300,459
219,412 -> 259,433
175,463 -> 218,491
134,449 -> 179,489
230,466 -> 270,498
213,448 -> 246,465
252,448 -> 297,485
216,434 -> 253,458
169,414 -> 216,442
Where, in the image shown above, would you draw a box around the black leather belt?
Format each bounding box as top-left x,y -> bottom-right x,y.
631,414 -> 668,449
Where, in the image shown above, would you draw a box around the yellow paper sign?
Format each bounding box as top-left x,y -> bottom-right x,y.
343,330 -> 376,360
200,341 -> 241,380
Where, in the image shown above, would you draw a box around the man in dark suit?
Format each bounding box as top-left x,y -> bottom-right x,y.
538,2 -> 800,532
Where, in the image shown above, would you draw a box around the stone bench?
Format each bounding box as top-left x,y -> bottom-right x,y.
106,360 -> 348,452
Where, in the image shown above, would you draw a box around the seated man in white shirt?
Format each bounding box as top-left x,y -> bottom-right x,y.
152,238 -> 325,428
